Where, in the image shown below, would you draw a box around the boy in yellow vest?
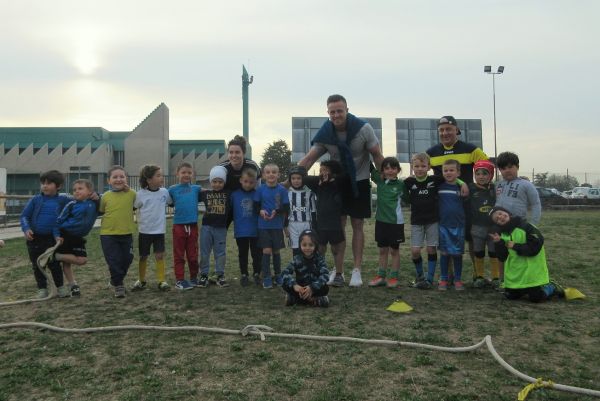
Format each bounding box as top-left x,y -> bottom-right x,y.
489,206 -> 563,302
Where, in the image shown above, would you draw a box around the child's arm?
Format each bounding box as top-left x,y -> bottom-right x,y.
19,197 -> 35,240
370,169 -> 382,184
303,176 -> 319,192
281,261 -> 296,289
457,178 -> 469,197
526,183 -> 542,225
489,232 -> 508,262
511,223 -> 544,257
310,255 -> 330,292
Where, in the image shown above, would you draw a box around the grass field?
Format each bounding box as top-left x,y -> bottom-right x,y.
0,210 -> 599,401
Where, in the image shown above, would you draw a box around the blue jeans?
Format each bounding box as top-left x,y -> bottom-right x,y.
200,225 -> 227,276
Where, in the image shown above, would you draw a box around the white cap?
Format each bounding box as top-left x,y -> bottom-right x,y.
209,165 -> 227,183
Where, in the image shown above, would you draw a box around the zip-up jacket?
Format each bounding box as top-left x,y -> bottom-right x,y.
20,193 -> 71,236
55,199 -> 99,238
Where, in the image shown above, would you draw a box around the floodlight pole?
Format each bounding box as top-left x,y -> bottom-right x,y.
484,66 -> 504,180
242,65 -> 253,159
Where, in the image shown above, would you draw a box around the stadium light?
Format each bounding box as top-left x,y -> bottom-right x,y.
484,65 -> 505,179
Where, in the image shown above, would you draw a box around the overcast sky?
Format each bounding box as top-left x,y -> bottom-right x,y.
1,0 -> 598,181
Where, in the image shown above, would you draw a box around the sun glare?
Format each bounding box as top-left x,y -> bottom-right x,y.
65,24 -> 105,76
74,49 -> 99,76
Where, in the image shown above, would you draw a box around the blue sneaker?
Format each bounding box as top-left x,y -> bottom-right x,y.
189,278 -> 200,287
274,274 -> 283,286
175,280 -> 193,291
263,276 -> 273,289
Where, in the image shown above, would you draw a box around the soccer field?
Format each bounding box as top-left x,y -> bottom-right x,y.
0,210 -> 598,401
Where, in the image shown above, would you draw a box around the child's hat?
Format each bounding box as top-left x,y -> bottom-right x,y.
209,165 -> 227,183
437,116 -> 461,134
288,165 -> 307,179
488,206 -> 511,218
473,160 -> 495,176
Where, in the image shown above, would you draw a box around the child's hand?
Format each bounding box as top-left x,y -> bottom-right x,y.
260,209 -> 270,220
460,183 -> 469,197
270,210 -> 277,219
507,241 -> 515,249
489,233 -> 501,243
123,183 -> 131,192
89,192 -> 100,201
284,228 -> 289,237
24,230 -> 34,241
56,237 -> 64,245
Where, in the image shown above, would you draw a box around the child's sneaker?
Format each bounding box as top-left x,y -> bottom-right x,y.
70,284 -> 81,297
285,293 -> 299,306
198,275 -> 209,288
263,276 -> 273,289
131,280 -> 147,292
454,280 -> 465,291
37,288 -> 49,299
473,276 -> 486,289
274,274 -> 283,287
413,276 -> 432,290
349,268 -> 363,287
57,285 -> 71,298
240,274 -> 249,287
216,276 -> 229,287
314,295 -> 330,307
386,277 -> 400,289
114,285 -> 126,298
189,277 -> 200,287
438,280 -> 449,291
175,280 -> 193,291
549,279 -> 565,298
253,273 -> 261,286
491,278 -> 501,291
368,275 -> 386,287
158,281 -> 170,291
331,273 -> 345,287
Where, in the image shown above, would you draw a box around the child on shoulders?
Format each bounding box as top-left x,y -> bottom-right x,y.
281,229 -> 330,307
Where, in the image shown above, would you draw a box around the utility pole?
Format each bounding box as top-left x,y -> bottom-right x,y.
242,65 -> 253,159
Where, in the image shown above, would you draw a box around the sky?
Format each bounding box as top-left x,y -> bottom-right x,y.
1,0 -> 599,182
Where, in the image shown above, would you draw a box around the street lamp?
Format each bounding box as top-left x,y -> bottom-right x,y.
484,65 -> 504,180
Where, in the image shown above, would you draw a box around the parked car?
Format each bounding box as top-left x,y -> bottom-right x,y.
587,188 -> 600,199
571,187 -> 599,199
536,187 -> 563,199
562,190 -> 573,198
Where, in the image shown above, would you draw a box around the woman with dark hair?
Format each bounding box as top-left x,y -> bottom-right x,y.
219,135 -> 261,192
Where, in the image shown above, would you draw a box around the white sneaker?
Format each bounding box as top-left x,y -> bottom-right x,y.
349,268 -> 363,287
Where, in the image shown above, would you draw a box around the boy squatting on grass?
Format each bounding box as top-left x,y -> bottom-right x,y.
285,165 -> 316,256
303,160 -> 346,287
489,206 -> 564,302
168,162 -> 202,291
281,229 -> 330,307
254,163 -> 290,289
368,156 -> 407,289
131,165 -> 172,292
20,170 -> 72,299
38,179 -> 100,297
231,167 -> 262,286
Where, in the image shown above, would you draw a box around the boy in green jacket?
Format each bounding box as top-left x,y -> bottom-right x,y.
489,206 -> 563,302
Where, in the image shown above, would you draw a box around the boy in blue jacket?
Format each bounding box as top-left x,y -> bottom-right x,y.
39,179 -> 99,296
20,170 -> 71,298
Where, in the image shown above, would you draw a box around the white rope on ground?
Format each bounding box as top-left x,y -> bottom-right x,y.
0,322 -> 598,398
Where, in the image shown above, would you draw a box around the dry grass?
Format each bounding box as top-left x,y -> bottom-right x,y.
0,211 -> 598,401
